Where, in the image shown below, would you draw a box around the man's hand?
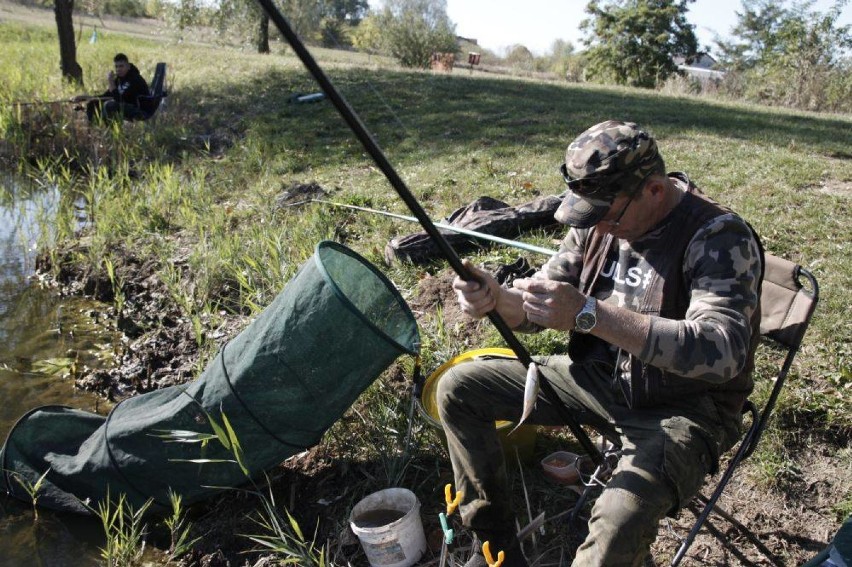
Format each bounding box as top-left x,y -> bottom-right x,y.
512,278 -> 585,331
452,260 -> 502,319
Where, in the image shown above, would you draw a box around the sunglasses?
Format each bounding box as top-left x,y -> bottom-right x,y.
559,163 -> 630,196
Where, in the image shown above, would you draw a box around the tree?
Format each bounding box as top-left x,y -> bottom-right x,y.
214,0 -> 366,51
323,0 -> 369,25
351,14 -> 384,53
716,0 -> 852,111
374,0 -> 457,68
549,39 -> 576,60
580,0 -> 698,88
214,0 -> 267,52
714,0 -> 792,71
539,39 -> 584,79
54,0 -> 83,85
256,7 -> 270,53
279,0 -> 323,39
172,0 -> 200,32
504,44 -> 535,71
215,0 -> 315,50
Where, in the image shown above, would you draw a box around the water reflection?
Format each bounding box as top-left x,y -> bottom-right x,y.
0,177 -> 105,566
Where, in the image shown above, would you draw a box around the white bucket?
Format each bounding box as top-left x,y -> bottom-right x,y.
349,488 -> 427,567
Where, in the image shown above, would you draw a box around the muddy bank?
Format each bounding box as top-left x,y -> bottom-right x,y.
35,235 -> 482,402
36,240 -> 244,401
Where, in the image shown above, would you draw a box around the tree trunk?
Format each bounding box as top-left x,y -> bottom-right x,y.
54,0 -> 83,85
256,11 -> 270,54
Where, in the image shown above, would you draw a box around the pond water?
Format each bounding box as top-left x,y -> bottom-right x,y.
0,176 -> 108,566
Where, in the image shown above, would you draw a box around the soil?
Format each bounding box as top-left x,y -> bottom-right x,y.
37,240 -> 852,566
408,269 -> 471,332
817,178 -> 852,199
38,240 -> 236,400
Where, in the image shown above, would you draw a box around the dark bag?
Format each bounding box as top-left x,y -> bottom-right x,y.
384,195 -> 563,264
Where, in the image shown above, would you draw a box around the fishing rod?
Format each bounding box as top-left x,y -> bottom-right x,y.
312,198 -> 558,257
255,0 -> 603,465
4,96 -> 112,108
5,99 -> 76,107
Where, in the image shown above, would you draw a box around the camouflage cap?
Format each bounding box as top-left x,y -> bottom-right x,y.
555,120 -> 665,228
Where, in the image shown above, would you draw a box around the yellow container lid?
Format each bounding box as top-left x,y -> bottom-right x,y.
420,348 -> 521,430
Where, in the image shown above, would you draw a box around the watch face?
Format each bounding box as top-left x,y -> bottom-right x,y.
576,311 -> 596,332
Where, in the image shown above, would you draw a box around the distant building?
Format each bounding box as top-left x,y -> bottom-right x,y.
674,52 -> 725,83
677,52 -> 718,69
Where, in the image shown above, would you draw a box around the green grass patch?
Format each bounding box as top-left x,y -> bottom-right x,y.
2,17 -> 851,563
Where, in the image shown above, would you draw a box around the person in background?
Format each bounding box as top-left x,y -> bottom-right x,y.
441,120 -> 764,566
73,53 -> 149,122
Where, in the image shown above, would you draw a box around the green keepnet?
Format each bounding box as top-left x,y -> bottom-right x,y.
1,241 -> 419,513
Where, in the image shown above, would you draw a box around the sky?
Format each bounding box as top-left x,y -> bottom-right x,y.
406,0 -> 852,57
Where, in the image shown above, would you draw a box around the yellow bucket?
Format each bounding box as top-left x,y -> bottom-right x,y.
418,348 -> 537,462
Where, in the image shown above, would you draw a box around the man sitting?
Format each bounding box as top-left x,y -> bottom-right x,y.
73,53 -> 150,123
442,120 -> 764,566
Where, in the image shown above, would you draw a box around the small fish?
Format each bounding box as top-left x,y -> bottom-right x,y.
510,362 -> 540,435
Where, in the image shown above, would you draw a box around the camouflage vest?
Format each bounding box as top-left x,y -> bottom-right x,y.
569,173 -> 764,413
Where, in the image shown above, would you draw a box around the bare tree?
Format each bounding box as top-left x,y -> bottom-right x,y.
257,7 -> 270,53
54,0 -> 84,85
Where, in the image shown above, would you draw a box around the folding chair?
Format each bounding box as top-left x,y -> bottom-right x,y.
138,62 -> 168,121
671,253 -> 820,566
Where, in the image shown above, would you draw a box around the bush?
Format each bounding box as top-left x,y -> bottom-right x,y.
657,73 -> 702,96
375,0 -> 457,69
504,44 -> 535,72
351,14 -> 384,54
715,0 -> 852,113
100,0 -> 148,18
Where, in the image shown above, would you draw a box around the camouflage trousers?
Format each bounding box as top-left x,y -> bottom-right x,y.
437,354 -> 742,567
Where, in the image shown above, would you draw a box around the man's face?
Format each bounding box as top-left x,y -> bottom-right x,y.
114,60 -> 129,78
593,181 -> 659,241
594,191 -> 641,240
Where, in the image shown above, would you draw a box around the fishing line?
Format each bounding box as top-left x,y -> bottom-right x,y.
309,198 -> 559,257
319,22 -> 411,138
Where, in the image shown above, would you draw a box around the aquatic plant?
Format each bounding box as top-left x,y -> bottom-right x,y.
9,468 -> 51,521
161,410 -> 333,565
92,492 -> 153,567
163,489 -> 199,562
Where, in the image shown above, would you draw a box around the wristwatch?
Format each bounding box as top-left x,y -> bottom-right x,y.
574,296 -> 597,333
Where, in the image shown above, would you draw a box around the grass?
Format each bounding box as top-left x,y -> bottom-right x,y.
92,492 -> 153,567
9,468 -> 51,521
163,490 -> 199,561
1,10 -> 851,565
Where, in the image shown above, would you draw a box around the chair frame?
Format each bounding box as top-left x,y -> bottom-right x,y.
671,256 -> 819,566
138,62 -> 168,121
